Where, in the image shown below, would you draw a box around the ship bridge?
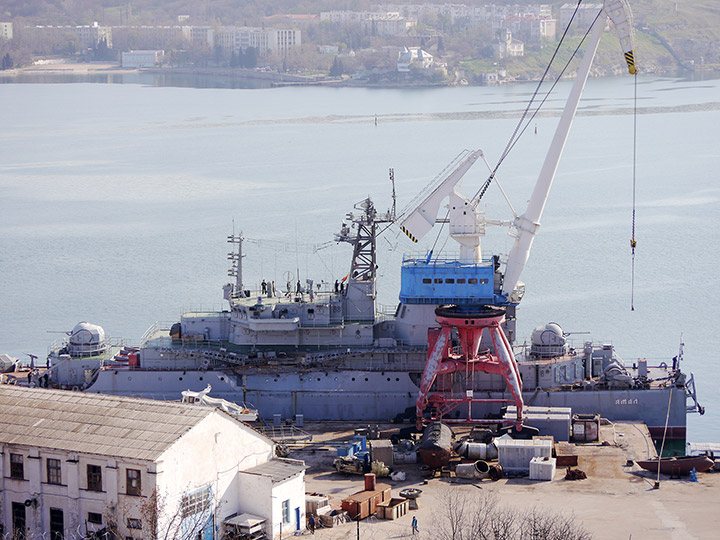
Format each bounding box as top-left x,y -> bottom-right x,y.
399,254 -> 501,305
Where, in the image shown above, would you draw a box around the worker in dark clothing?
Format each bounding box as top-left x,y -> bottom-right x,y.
308,515 -> 315,534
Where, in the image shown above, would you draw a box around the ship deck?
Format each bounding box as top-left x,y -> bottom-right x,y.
291,421 -> 719,539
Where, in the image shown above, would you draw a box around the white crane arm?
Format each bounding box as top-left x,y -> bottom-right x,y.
398,149 -> 483,243
502,0 -> 635,297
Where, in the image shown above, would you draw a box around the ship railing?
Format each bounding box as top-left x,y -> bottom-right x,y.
140,322 -> 160,347
402,252 -> 495,265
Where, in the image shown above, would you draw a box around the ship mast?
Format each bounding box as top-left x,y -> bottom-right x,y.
227,233 -> 245,298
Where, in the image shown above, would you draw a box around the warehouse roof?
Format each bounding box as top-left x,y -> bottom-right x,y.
0,386 -> 221,461
241,459 -> 306,484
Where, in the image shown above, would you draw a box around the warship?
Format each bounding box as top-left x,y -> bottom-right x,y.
42,0 -> 704,449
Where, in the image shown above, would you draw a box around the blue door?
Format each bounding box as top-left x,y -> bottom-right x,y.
295,507 -> 301,531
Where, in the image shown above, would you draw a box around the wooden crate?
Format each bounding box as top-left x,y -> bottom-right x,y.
377,498 -> 409,520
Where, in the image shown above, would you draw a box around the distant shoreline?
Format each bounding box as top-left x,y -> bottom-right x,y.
5,60 -> 717,88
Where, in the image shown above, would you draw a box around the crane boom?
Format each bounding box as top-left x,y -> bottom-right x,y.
502,0 -> 635,297
398,149 -> 483,244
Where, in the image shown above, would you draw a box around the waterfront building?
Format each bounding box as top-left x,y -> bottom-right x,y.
121,50 -> 164,68
0,386 -> 306,539
25,22 -> 112,49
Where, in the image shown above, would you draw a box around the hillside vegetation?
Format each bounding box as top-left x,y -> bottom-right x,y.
1,0 -> 718,78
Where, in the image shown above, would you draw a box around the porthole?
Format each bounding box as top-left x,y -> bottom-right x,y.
199,377 -> 203,381
179,377 -> 183,381
365,378 -> 369,382
396,378 -> 399,382
352,377 -> 356,381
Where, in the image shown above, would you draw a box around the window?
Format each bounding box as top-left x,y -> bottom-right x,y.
88,512 -> 102,525
87,465 -> 102,491
434,278 -> 443,283
127,518 -> 142,530
126,469 -> 141,496
50,508 -> 64,540
457,278 -> 466,284
422,278 -> 431,284
468,278 -> 478,284
181,486 -> 212,520
10,453 -> 24,479
282,500 -> 290,524
47,458 -> 62,485
445,278 -> 455,284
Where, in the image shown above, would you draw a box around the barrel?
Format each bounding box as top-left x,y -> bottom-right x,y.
364,473 -> 376,491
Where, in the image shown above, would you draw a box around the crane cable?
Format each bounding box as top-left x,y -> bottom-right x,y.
630,66 -> 638,311
472,0 -> 588,204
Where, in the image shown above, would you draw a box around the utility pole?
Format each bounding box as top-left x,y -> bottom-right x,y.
356,515 -> 360,540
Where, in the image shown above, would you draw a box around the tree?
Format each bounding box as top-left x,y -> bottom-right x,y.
329,56 -> 343,76
1,53 -> 13,70
433,490 -> 592,540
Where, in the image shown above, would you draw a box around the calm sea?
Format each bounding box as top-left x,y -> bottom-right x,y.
1,72 -> 718,443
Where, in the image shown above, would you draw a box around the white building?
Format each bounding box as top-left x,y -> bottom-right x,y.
320,11 -> 415,36
121,50 -> 164,68
0,22 -> 12,41
559,3 -> 603,29
0,386 -> 306,540
494,29 -> 524,58
397,47 -> 434,72
215,26 -> 301,56
27,22 -> 112,48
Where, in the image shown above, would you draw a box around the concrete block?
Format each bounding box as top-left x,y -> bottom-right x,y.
529,456 -> 556,481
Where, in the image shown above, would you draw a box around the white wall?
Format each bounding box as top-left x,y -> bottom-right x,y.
156,411 -> 274,535
235,469 -> 306,539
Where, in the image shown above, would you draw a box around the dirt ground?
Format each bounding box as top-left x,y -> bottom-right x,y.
289,422 -> 720,540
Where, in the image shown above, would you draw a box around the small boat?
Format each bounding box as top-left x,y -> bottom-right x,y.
417,421 -> 453,469
636,455 -> 714,476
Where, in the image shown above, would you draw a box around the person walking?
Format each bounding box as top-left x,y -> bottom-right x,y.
412,515 -> 419,535
308,514 -> 315,534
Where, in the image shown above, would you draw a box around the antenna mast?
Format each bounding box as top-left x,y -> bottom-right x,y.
227,232 -> 245,296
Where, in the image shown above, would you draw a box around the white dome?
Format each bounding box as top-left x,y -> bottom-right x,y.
531,322 -> 565,347
69,322 -> 106,345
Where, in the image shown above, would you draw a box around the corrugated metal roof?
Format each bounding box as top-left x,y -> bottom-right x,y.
0,386 -> 215,461
241,459 -> 305,484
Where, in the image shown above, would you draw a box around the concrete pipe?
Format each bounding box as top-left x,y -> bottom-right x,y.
455,460 -> 490,479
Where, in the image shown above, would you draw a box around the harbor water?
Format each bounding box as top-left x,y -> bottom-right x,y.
1,72 -> 718,443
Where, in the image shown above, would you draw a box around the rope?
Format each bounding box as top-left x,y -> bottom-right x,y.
472,0 -> 590,203
630,68 -> 638,310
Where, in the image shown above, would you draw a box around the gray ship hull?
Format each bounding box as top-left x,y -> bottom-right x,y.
85,367 -> 687,439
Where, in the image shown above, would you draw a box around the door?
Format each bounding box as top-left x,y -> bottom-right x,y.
295,507 -> 301,531
49,508 -> 64,540
11,502 -> 25,540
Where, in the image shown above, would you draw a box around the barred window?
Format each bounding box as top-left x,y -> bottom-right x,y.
181,486 -> 212,519
127,518 -> 142,529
